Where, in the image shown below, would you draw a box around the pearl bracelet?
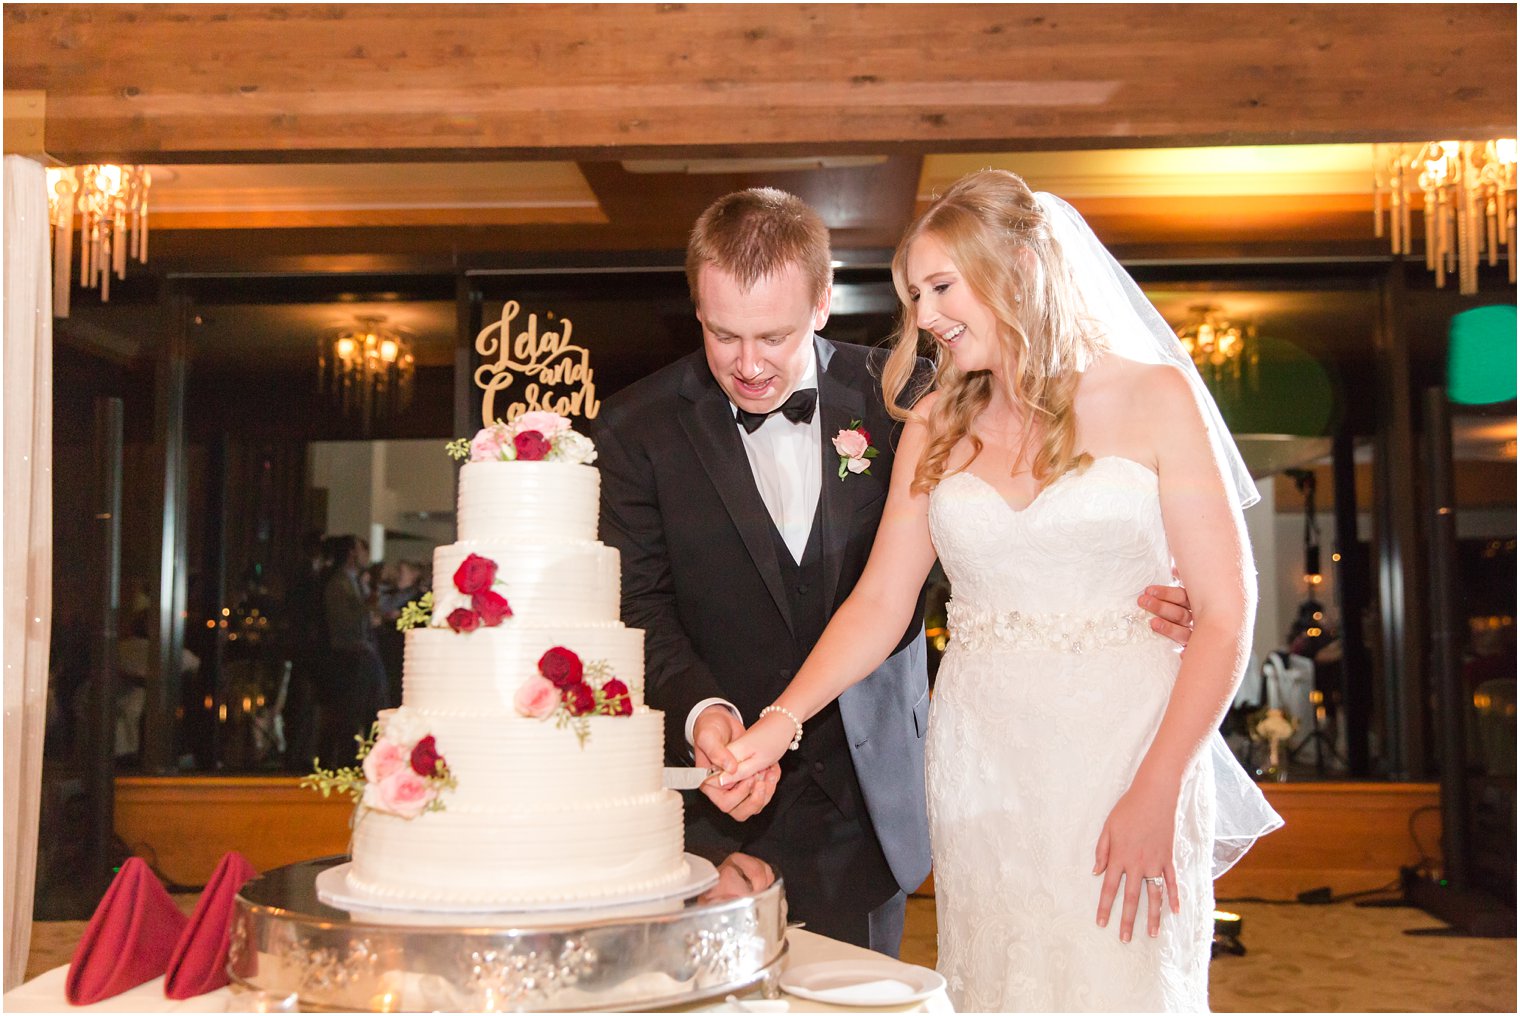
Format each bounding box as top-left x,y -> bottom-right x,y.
758,705 -> 804,751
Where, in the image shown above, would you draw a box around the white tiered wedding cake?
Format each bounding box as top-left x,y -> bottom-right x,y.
316,413 -> 689,907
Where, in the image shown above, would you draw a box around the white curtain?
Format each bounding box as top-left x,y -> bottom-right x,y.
3,154 -> 53,990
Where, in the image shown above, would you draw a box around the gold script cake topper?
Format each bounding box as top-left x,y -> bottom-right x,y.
474,300 -> 602,426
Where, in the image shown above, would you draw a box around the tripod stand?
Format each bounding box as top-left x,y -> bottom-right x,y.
1287,690 -> 1344,776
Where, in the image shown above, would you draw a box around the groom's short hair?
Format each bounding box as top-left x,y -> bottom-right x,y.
686,188 -> 832,306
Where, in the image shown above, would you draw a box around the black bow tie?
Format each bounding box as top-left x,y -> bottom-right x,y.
735,387 -> 818,434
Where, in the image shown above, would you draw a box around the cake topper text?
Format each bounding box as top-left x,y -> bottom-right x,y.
474,301 -> 602,425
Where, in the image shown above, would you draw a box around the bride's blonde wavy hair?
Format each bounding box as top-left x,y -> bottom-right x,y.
881,170 -> 1107,495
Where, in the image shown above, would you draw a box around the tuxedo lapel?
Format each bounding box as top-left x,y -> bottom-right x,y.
676,362 -> 795,637
816,338 -> 870,614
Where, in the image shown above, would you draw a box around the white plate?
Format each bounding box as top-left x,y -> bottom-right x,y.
315,854 -> 718,921
780,959 -> 946,1007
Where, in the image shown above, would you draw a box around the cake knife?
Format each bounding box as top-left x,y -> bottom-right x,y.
662,766 -> 721,790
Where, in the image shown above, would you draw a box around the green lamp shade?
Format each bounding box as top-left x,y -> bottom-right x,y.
1213,336 -> 1334,437
1448,305 -> 1518,405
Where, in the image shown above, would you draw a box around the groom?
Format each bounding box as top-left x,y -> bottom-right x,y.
592,189 -> 1193,955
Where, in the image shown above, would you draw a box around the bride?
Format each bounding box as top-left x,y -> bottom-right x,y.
727,170 -> 1280,1011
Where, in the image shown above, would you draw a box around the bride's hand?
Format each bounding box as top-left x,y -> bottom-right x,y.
725,713 -> 796,784
1093,779 -> 1182,941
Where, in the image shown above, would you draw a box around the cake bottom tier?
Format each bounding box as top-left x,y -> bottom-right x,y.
348,789 -> 688,906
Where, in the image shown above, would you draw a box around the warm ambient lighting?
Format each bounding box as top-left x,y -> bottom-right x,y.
319,315 -> 418,433
1374,140 -> 1518,295
1173,305 -> 1258,397
44,164 -> 152,317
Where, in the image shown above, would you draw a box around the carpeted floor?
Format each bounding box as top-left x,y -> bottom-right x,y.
22,895 -> 1517,1011
898,895 -> 1515,1013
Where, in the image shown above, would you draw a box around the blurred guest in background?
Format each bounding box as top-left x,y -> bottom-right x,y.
318,535 -> 387,766
376,559 -> 425,707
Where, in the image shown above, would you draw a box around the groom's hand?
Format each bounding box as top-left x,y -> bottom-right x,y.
1138,577 -> 1193,647
692,706 -> 780,821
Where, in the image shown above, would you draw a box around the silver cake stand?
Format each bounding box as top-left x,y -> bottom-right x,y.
229,856 -> 788,1012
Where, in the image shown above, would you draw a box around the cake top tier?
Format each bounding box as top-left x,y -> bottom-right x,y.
449,414 -> 601,545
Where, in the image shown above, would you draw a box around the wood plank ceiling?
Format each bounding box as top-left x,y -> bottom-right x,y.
7,3 -> 1514,159
4,4 -> 1516,263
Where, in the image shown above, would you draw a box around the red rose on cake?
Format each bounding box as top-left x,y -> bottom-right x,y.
453,553 -> 498,595
538,647 -> 584,689
601,678 -> 634,716
562,681 -> 597,716
513,430 -> 551,461
472,589 -> 513,626
446,607 -> 481,633
409,734 -> 445,777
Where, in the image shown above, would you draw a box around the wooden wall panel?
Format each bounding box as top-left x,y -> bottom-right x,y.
1213,782 -> 1441,899
5,4 -> 1514,163
114,776 -> 1440,898
114,776 -> 350,886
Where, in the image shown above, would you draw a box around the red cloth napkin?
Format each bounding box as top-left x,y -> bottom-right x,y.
164,850 -> 259,999
64,857 -> 188,1005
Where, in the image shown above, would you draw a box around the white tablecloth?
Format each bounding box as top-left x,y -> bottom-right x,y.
3,929 -> 953,1013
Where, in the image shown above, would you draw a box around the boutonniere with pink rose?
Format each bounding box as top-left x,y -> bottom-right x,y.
832,420 -> 879,479
302,708 -> 458,819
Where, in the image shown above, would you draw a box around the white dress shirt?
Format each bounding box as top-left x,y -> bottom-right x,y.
686,348 -> 823,747
735,351 -> 822,565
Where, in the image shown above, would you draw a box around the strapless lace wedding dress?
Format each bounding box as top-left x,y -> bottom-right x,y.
926,456 -> 1253,1012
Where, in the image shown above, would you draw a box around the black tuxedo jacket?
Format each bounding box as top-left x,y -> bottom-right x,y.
593,337 -> 933,900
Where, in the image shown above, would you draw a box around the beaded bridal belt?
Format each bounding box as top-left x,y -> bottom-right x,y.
946,601 -> 1159,654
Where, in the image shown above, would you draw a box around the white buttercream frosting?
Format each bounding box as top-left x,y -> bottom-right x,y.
402,625 -> 644,711
349,457 -> 685,907
457,459 -> 599,544
431,540 -> 621,625
349,713 -> 687,905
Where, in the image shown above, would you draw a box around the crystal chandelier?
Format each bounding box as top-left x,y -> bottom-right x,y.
318,315 -> 418,431
1373,140 -> 1517,295
44,164 -> 151,317
1174,304 -> 1258,396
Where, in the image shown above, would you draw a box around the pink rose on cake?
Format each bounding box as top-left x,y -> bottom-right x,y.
469,423 -> 513,462
514,675 -> 559,719
515,411 -> 572,438
362,737 -> 408,785
372,767 -> 435,819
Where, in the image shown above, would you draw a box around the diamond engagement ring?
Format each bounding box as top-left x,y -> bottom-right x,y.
1143,876 -> 1165,886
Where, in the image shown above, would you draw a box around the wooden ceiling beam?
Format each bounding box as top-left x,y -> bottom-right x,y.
577,156 -> 923,250
6,4 -> 1514,164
